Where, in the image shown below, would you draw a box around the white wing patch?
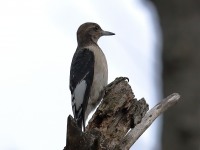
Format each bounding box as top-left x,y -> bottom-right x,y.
72,80 -> 87,116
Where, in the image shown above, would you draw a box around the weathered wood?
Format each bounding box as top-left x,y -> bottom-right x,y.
87,77 -> 149,149
116,93 -> 180,150
64,77 -> 180,150
64,115 -> 101,150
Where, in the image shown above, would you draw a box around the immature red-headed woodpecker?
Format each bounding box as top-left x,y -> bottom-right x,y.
70,22 -> 115,131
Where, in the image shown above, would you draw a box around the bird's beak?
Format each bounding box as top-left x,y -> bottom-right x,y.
101,30 -> 115,36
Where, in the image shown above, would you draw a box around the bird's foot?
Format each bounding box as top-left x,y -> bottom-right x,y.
104,77 -> 129,95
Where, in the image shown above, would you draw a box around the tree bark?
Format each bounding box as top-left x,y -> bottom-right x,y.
151,0 -> 200,150
64,77 -> 180,150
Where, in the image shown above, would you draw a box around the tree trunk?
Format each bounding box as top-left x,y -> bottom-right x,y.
151,0 -> 200,150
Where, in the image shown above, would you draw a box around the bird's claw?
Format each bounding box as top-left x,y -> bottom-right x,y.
104,77 -> 129,95
115,77 -> 129,82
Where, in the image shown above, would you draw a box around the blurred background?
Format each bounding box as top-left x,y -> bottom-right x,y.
0,0 -> 198,150
152,0 -> 200,150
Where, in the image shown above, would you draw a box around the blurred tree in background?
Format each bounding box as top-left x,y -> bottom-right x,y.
152,0 -> 200,150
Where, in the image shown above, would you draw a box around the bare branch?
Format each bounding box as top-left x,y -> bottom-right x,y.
117,93 -> 181,150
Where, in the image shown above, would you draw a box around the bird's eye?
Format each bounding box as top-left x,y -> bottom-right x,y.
94,26 -> 99,31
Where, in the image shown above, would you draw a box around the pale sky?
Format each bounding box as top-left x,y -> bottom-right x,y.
0,0 -> 162,150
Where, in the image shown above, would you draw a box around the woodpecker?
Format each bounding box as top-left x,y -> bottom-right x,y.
69,22 -> 115,131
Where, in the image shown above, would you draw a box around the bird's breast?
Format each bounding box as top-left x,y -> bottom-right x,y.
86,45 -> 108,103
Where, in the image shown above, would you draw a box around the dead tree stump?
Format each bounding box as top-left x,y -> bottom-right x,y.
64,77 -> 180,150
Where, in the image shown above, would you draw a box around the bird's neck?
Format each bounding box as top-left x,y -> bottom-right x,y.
78,40 -> 98,48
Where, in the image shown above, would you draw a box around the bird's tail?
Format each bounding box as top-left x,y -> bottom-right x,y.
76,117 -> 85,131
76,118 -> 82,129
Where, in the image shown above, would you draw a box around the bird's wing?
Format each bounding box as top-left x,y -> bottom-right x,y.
70,48 -> 94,123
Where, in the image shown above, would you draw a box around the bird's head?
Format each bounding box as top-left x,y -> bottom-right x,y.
77,22 -> 115,47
